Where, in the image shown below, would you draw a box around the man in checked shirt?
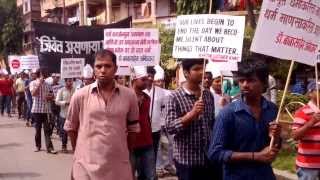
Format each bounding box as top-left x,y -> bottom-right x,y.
165,59 -> 221,180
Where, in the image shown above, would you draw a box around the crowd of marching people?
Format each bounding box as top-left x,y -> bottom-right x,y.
1,49 -> 320,180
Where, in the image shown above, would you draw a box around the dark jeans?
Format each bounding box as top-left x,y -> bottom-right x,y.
51,104 -> 60,135
33,113 -> 54,151
25,97 -> 32,122
17,92 -> 26,118
152,131 -> 161,162
59,117 -> 68,147
1,95 -> 11,115
175,161 -> 222,180
130,146 -> 156,180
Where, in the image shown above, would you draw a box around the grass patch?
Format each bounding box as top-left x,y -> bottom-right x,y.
272,150 -> 296,173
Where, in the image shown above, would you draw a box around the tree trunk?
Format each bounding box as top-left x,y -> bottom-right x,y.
245,0 -> 256,28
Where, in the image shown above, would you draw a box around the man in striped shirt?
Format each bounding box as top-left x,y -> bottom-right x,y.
292,81 -> 320,179
30,68 -> 57,154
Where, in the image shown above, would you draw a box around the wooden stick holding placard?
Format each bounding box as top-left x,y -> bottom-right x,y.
200,59 -> 207,99
269,60 -> 295,149
316,63 -> 319,107
221,74 -> 224,96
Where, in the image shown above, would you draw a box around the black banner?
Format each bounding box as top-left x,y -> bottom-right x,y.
33,17 -> 132,73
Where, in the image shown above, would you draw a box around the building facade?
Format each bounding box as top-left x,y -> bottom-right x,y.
18,0 -> 177,53
17,0 -> 41,54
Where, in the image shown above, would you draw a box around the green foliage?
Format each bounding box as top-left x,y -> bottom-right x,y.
0,0 -> 24,62
158,26 -> 176,89
277,91 -> 308,113
242,25 -> 255,59
272,150 -> 296,173
159,26 -> 175,69
176,0 -> 210,15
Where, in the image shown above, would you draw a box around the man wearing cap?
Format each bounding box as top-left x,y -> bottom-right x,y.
144,66 -> 171,159
130,66 -> 156,180
64,49 -> 140,180
204,70 -> 230,116
144,66 -> 174,176
292,81 -> 320,179
78,64 -> 95,89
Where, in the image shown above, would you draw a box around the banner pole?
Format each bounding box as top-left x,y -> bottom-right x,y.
269,60 -> 294,148
221,74 -> 224,96
200,59 -> 207,99
316,63 -> 319,107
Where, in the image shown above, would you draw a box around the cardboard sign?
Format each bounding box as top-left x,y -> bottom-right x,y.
104,28 -> 161,66
172,14 -> 245,61
116,66 -> 131,76
206,60 -> 238,71
60,58 -> 85,78
8,55 -> 40,74
251,0 -> 320,65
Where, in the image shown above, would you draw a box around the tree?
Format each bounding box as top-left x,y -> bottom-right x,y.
177,0 -> 210,15
0,0 -> 24,67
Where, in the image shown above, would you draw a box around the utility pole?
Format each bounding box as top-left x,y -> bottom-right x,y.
84,0 -> 88,25
106,0 -> 112,24
63,0 -> 65,24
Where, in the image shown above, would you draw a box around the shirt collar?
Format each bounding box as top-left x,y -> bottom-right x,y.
90,80 -> 120,94
234,95 -> 270,113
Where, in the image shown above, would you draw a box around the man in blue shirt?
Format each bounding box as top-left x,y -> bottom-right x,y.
208,59 -> 282,180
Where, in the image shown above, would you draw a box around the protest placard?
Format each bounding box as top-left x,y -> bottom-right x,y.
116,66 -> 131,76
206,60 -> 238,72
104,28 -> 161,66
60,58 -> 85,78
251,0 -> 320,65
8,55 -> 40,74
172,14 -> 245,61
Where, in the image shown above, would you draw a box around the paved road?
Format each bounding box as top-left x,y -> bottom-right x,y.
0,114 -> 73,180
0,114 -> 177,180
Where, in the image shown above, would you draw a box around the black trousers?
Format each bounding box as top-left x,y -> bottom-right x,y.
33,113 -> 54,151
175,161 -> 222,180
17,92 -> 25,118
152,131 -> 161,161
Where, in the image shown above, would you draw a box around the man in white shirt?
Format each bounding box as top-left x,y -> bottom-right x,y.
55,78 -> 75,153
263,75 -> 277,104
144,67 -> 170,159
204,70 -> 230,116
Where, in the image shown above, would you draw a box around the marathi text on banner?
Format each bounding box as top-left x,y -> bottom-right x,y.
251,0 -> 320,65
60,58 -> 85,79
104,28 -> 161,66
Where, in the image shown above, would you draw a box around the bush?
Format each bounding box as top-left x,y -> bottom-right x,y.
277,90 -> 308,113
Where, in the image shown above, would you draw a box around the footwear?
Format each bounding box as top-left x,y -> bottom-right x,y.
61,147 -> 68,153
34,147 -> 41,152
47,150 -> 58,154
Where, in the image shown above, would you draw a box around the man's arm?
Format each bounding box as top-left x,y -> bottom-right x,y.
165,95 -> 204,135
208,109 -> 280,164
126,90 -> 140,149
55,89 -> 67,106
69,131 -> 78,151
30,79 -> 43,96
292,112 -> 320,140
64,92 -> 81,151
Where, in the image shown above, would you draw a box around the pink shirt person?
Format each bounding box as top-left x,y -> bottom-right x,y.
64,82 -> 140,180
